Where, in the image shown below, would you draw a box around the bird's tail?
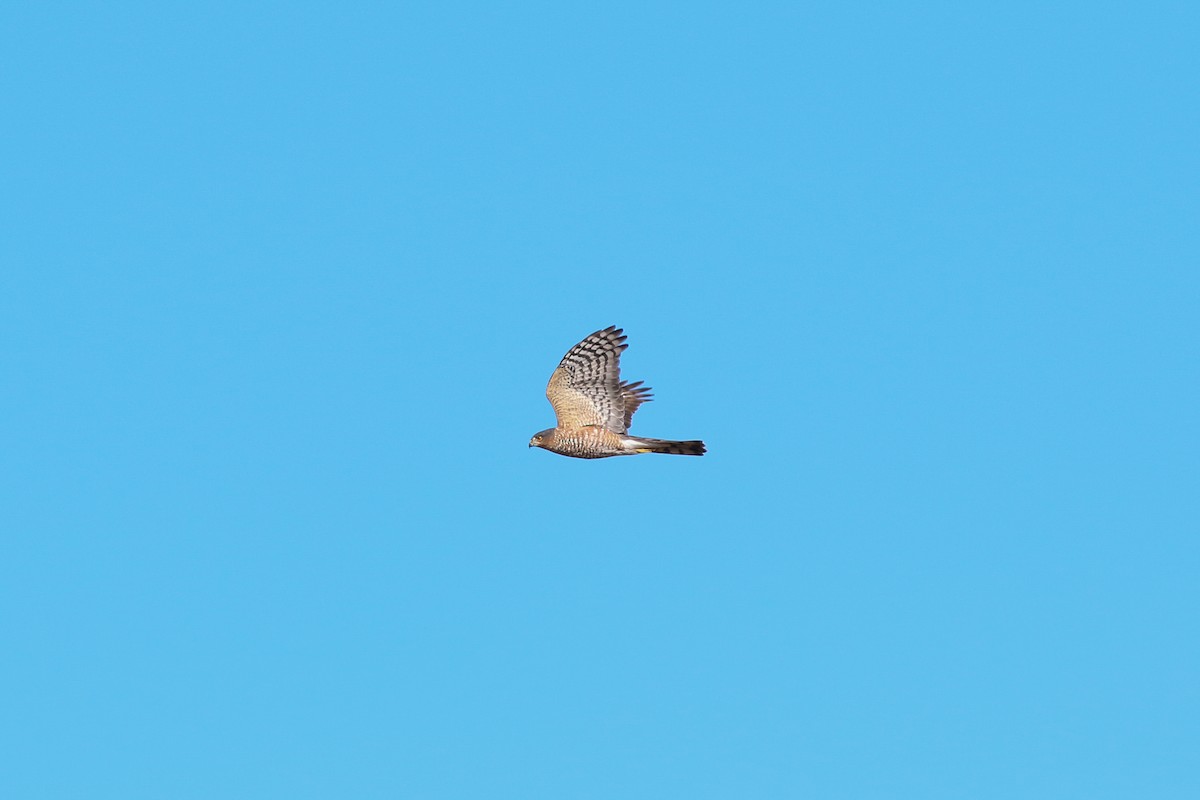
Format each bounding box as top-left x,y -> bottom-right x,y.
626,437 -> 706,456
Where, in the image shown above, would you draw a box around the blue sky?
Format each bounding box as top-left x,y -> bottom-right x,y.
2,2 -> 1197,797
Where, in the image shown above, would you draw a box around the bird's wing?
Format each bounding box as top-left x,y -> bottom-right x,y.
545,325 -> 634,433
619,380 -> 653,431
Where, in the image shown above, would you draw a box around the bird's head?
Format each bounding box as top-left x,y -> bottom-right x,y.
529,429 -> 552,449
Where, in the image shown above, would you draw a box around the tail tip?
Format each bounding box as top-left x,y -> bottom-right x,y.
659,439 -> 706,456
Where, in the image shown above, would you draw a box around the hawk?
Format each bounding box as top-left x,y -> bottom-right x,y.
529,326 -> 706,459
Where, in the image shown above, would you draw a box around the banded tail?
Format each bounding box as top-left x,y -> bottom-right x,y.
626,436 -> 707,456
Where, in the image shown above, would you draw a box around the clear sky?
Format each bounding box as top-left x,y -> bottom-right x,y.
2,2 -> 1197,798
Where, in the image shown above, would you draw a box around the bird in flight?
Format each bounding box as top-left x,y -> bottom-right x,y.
529,326 -> 706,459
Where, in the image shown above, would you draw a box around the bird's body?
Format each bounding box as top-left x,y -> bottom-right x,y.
533,425 -> 627,459
529,326 -> 705,459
